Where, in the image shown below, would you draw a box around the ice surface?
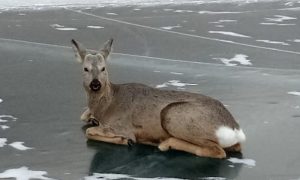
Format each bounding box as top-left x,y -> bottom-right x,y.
208,31 -> 251,38
227,157 -> 256,167
256,40 -> 289,46
288,91 -> 300,96
156,80 -> 198,88
84,173 -> 187,180
9,142 -> 33,151
0,138 -> 7,147
213,54 -> 252,66
1,0 -> 293,10
0,167 -> 55,180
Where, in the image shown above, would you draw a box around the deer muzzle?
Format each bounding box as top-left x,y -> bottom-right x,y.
90,79 -> 101,92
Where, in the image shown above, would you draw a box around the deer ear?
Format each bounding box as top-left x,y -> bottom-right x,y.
71,39 -> 87,63
100,38 -> 113,60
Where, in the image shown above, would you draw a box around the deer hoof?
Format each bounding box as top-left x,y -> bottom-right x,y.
127,139 -> 135,147
88,118 -> 99,126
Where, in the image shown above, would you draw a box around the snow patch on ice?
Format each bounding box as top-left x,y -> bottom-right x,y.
199,11 -> 247,14
174,9 -> 194,13
0,138 -> 7,147
55,27 -> 77,31
0,115 -> 17,123
256,39 -> 289,46
209,31 -> 251,38
160,25 -> 182,30
18,13 -> 26,15
213,54 -> 252,66
9,142 -> 33,151
106,12 -> 118,15
84,173 -> 186,180
156,80 -> 197,89
265,15 -> 297,22
209,19 -> 237,24
227,157 -> 256,167
87,25 -> 104,29
50,24 -> 77,31
289,39 -> 300,43
0,167 -> 55,180
288,91 -> 300,96
0,125 -> 10,130
133,8 -> 141,11
0,98 -> 3,103
170,72 -> 184,75
260,22 -> 296,26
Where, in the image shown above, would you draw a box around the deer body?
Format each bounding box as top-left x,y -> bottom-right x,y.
72,39 -> 246,158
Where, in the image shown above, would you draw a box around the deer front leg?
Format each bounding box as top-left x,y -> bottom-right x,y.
86,126 -> 136,146
80,108 -> 99,126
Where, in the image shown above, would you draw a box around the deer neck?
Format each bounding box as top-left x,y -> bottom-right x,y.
87,82 -> 114,115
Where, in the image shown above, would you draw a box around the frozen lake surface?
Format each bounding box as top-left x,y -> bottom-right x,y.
1,0 -> 300,179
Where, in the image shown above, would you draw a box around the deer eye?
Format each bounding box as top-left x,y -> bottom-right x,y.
84,67 -> 89,72
101,67 -> 106,72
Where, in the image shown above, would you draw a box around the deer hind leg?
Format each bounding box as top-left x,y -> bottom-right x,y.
158,137 -> 226,159
224,143 -> 242,152
86,127 -> 129,145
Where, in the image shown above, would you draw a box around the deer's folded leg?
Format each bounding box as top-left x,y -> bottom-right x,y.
86,126 -> 134,145
158,137 -> 226,159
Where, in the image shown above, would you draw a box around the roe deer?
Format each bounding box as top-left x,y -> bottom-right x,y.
71,38 -> 246,158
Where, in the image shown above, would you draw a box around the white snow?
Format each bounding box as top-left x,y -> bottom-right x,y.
170,72 -> 183,75
9,142 -> 33,151
133,8 -> 141,11
0,125 -> 10,130
174,9 -> 193,13
0,98 -> 2,103
199,11 -> 247,14
160,25 -> 182,30
156,80 -> 197,89
0,138 -> 7,147
106,12 -> 118,15
1,0 -> 298,10
209,31 -> 251,38
260,22 -> 296,26
0,167 -> 55,180
55,27 -> 77,31
265,15 -> 297,22
87,25 -> 104,29
209,19 -> 237,24
288,91 -> 300,96
50,24 -> 64,28
50,24 -> 77,31
289,39 -> 300,43
227,157 -> 256,167
256,39 -> 289,46
84,173 -> 186,180
213,54 -> 253,66
0,115 -> 17,123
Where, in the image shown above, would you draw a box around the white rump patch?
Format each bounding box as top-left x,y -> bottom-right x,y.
216,126 -> 246,148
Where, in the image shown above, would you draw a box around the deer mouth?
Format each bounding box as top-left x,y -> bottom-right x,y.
90,79 -> 101,92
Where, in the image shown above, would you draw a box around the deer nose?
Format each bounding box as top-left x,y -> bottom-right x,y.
90,79 -> 101,92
